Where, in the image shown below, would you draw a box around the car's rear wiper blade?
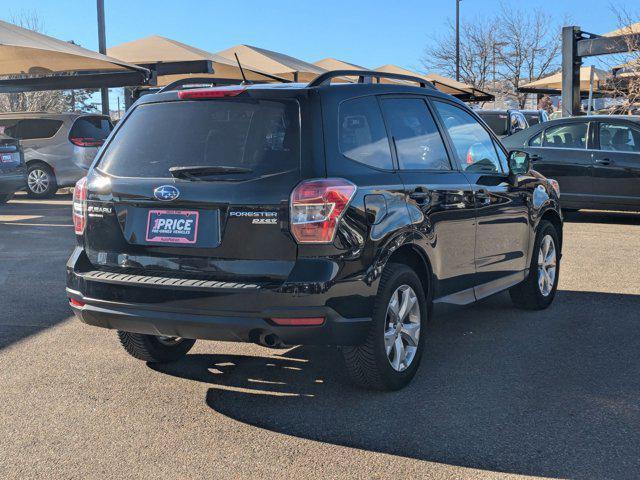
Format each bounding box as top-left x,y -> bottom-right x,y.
169,165 -> 253,180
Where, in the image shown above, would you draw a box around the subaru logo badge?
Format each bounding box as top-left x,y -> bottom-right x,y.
153,185 -> 180,201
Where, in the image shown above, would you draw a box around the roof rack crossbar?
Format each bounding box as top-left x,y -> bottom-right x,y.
308,70 -> 437,89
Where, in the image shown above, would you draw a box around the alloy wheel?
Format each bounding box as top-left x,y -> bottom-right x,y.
27,169 -> 50,194
384,284 -> 421,372
537,234 -> 557,297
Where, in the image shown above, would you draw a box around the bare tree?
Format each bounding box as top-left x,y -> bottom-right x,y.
421,16 -> 499,92
496,6 -> 563,108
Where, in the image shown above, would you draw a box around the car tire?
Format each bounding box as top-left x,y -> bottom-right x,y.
117,331 -> 195,363
342,263 -> 428,391
0,193 -> 13,203
509,219 -> 560,310
26,163 -> 57,198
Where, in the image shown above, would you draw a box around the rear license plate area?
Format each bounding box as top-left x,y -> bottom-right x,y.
146,210 -> 199,245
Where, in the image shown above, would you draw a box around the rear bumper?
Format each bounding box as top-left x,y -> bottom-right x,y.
67,295 -> 371,345
0,173 -> 26,194
66,247 -> 377,346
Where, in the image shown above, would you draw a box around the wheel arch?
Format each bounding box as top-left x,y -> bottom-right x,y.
385,244 -> 434,303
540,208 -> 563,253
26,159 -> 55,172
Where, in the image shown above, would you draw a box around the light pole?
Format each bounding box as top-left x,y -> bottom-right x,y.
96,0 -> 109,116
455,0 -> 461,82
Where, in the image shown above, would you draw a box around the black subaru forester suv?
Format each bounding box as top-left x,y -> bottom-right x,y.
67,70 -> 562,391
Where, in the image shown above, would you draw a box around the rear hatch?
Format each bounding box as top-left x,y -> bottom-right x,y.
0,134 -> 24,175
84,91 -> 301,285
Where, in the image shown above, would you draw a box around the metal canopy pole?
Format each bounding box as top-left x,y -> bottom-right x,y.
455,0 -> 461,82
561,26 -> 582,117
97,0 -> 109,116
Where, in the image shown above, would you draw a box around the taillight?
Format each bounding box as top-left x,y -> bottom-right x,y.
73,176 -> 88,235
178,87 -> 245,100
290,178 -> 356,244
70,137 -> 104,147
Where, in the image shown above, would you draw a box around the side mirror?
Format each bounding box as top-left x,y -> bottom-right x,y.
508,150 -> 530,176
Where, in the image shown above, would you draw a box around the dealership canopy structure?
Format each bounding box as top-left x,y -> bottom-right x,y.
107,35 -> 288,87
0,19 -> 150,93
519,66 -> 611,94
374,64 -> 493,101
217,44 -> 326,83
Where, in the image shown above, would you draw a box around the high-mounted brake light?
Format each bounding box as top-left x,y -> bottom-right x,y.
73,176 -> 88,235
178,88 -> 245,100
290,178 -> 356,244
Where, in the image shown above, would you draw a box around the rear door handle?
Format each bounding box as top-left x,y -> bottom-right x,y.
595,158 -> 612,166
530,154 -> 542,161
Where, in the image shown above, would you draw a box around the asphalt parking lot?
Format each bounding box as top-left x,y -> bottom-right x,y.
1,196 -> 639,480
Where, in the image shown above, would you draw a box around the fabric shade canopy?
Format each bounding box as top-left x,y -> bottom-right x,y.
314,58 -> 367,71
374,64 -> 493,101
217,44 -> 326,83
0,20 -> 149,93
0,19 -> 146,76
604,22 -> 640,37
108,35 -> 286,84
520,66 -> 611,93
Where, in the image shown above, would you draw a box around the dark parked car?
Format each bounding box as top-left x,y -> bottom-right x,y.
503,115 -> 640,212
66,71 -> 563,391
521,109 -> 550,126
0,133 -> 26,203
477,109 -> 529,138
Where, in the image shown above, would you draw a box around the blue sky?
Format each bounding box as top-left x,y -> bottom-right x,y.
4,0 -> 630,70
1,0 -> 633,110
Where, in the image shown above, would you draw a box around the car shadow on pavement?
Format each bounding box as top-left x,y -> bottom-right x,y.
152,289 -> 640,479
563,210 -> 640,225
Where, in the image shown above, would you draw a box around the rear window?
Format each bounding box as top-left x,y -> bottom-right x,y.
524,113 -> 540,126
98,99 -> 300,178
478,113 -> 509,136
70,116 -> 112,140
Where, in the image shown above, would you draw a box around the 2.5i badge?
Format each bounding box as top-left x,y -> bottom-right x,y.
146,210 -> 199,244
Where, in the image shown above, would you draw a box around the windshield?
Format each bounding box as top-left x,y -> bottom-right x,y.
98,98 -> 300,178
478,113 -> 509,136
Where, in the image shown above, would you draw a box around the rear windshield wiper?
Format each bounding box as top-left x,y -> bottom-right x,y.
169,165 -> 253,180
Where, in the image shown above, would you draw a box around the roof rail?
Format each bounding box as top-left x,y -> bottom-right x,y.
157,74 -> 292,94
308,70 -> 437,89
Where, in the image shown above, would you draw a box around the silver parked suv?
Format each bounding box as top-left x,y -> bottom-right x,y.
0,112 -> 113,198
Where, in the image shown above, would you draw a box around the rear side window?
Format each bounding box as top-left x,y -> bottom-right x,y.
12,119 -> 63,140
599,123 -> 640,153
380,98 -> 450,170
70,116 -> 112,140
542,123 -> 588,149
339,96 -> 393,170
433,101 -> 502,173
98,99 -> 300,178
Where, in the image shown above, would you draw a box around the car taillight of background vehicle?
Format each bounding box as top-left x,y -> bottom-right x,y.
70,137 -> 105,147
290,178 -> 356,244
73,177 -> 88,235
